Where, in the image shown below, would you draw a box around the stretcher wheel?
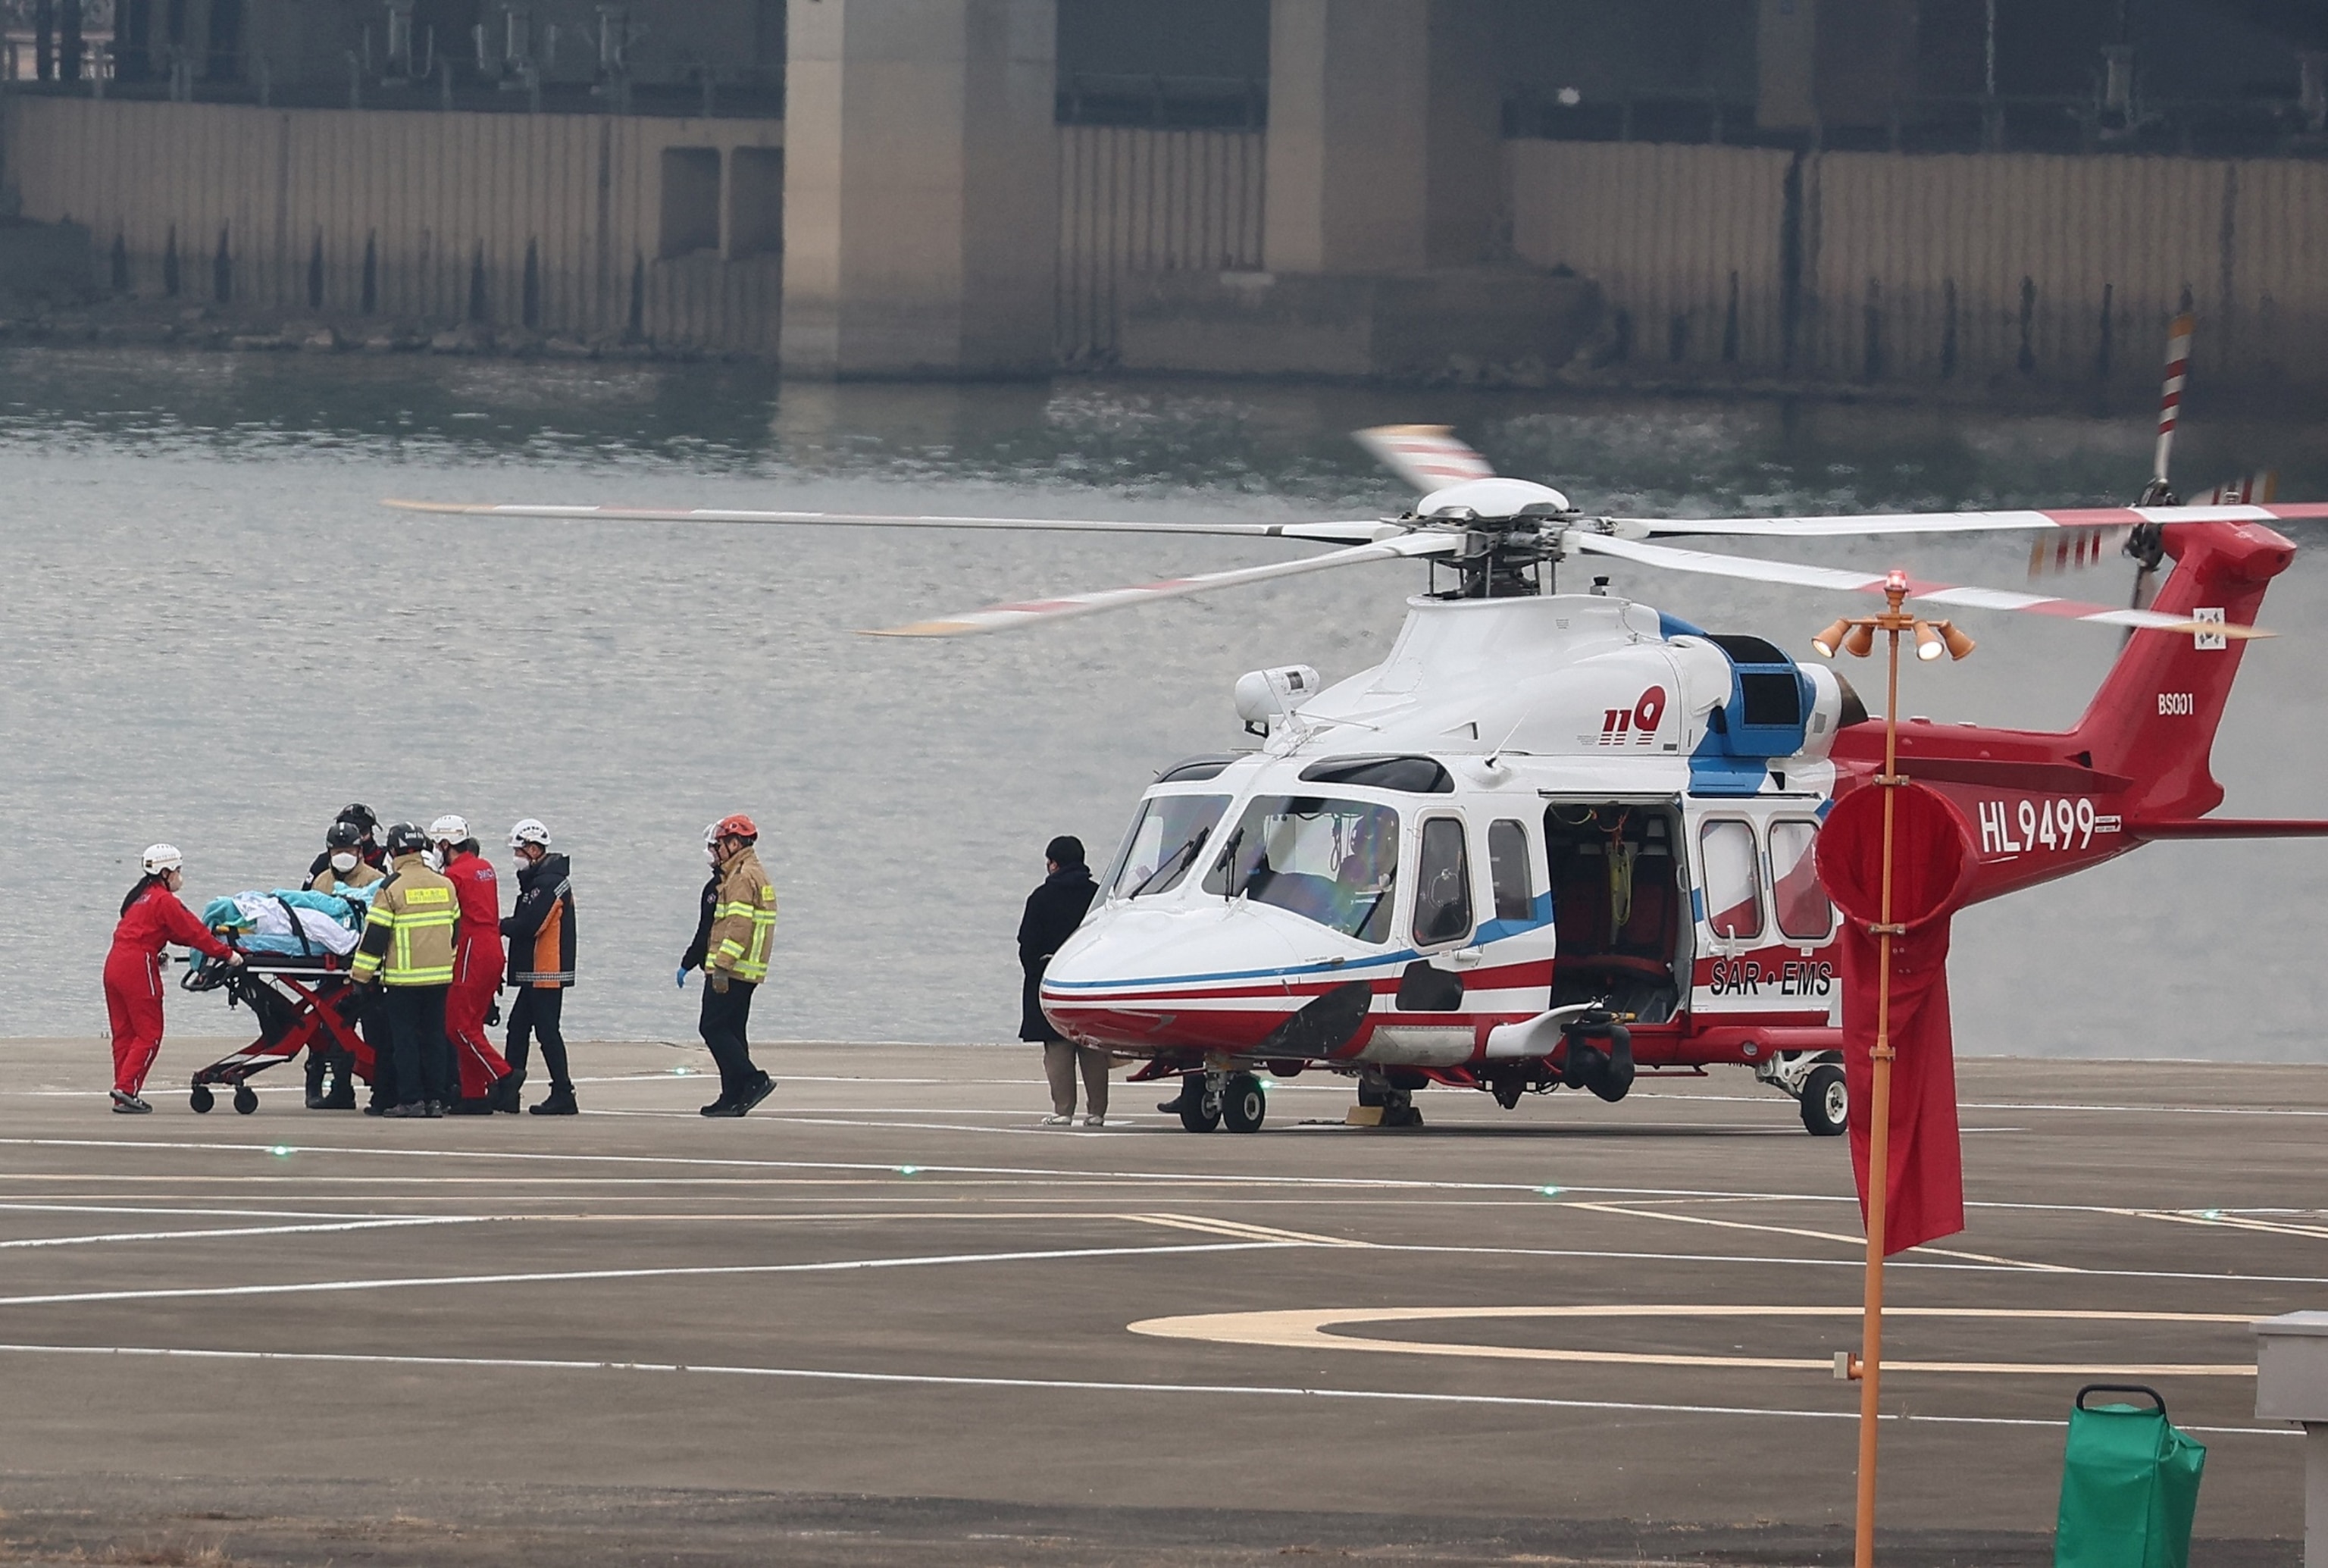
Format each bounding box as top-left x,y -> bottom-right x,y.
232,1084 -> 258,1116
189,1084 -> 214,1114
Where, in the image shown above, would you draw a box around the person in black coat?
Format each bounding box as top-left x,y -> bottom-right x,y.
501,821 -> 578,1115
1019,835 -> 1103,1125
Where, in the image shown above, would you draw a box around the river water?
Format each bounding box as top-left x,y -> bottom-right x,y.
5,349 -> 2325,1059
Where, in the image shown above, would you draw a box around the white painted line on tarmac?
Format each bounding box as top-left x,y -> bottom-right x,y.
1624,1091 -> 2328,1119
0,1238 -> 1297,1309
1125,1213 -> 1373,1247
0,1341 -> 2292,1438
0,1216 -> 493,1250
0,1202 -> 427,1221
1566,1201 -> 2074,1273
0,1138 -> 2308,1228
1132,1304 -> 2262,1379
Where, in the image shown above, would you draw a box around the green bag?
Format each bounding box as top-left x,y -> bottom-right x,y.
2054,1384 -> 2207,1568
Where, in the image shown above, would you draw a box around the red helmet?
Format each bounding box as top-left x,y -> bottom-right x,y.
715,813 -> 759,842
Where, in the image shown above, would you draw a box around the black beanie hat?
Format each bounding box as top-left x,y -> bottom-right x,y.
1046,834 -> 1086,867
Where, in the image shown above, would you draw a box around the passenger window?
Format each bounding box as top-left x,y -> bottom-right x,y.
1698,820 -> 1764,941
1487,819 -> 1535,924
1412,817 -> 1473,946
1768,818 -> 1832,941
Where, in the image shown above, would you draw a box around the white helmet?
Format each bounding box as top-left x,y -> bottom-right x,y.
508,818 -> 551,850
427,814 -> 470,845
141,843 -> 183,876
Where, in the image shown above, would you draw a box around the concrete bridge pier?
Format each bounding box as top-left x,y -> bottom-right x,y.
780,0 -> 1058,380
1119,0 -> 1597,385
1264,0 -> 1503,274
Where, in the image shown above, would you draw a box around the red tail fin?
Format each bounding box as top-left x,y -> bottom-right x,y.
2072,521 -> 2295,821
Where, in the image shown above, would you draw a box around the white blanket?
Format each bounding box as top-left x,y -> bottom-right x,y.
230,893 -> 360,956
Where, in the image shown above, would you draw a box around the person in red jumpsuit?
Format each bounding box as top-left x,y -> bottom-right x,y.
105,843 -> 242,1113
430,815 -> 514,1113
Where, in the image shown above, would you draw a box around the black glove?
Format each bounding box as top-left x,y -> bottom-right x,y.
486,999 -> 502,1028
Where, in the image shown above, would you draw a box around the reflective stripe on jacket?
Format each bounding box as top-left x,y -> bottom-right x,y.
705,846 -> 777,984
350,853 -> 458,986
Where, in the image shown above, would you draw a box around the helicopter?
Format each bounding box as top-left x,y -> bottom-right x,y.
390,320 -> 2328,1136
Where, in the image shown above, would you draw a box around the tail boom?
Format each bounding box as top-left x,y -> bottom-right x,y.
1827,520 -> 2299,904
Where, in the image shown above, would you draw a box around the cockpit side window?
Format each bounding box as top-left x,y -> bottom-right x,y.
1103,793 -> 1231,901
1203,795 -> 1400,943
1412,816 -> 1474,947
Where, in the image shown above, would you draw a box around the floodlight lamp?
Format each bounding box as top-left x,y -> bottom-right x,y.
1811,618 -> 1854,659
1841,622 -> 1876,659
1914,622 -> 1946,661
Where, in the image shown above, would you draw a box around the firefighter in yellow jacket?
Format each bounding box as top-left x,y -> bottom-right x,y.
350,822 -> 459,1119
693,813 -> 778,1117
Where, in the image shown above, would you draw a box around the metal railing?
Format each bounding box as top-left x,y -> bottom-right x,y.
1056,73 -> 1266,130
2,37 -> 783,117
1507,80 -> 2328,160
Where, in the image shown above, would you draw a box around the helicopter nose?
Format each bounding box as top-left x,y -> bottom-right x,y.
1039,903 -> 1306,1054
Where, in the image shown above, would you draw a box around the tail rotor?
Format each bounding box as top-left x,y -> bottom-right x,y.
2123,310 -> 2193,615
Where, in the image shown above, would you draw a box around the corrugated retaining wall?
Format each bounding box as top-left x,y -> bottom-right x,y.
1,97 -> 784,352
1512,139 -> 2328,392
1057,123 -> 1265,365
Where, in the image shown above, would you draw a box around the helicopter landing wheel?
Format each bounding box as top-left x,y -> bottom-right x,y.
1377,1088 -> 1424,1128
1800,1065 -> 1848,1137
1177,1075 -> 1223,1134
232,1084 -> 258,1116
1221,1072 -> 1266,1134
189,1084 -> 214,1114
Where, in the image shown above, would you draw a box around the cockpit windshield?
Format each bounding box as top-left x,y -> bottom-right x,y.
1104,793 -> 1231,900
1202,795 -> 1400,943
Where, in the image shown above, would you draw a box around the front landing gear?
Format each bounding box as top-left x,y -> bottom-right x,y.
1159,1070 -> 1267,1133
1161,1073 -> 1221,1132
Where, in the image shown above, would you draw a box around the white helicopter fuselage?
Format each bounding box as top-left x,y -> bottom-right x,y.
1042,594 -> 1856,1097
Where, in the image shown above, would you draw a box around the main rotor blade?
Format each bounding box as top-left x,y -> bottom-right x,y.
1353,426 -> 1497,493
1604,502 -> 2328,539
1569,531 -> 2267,638
868,531 -> 1457,638
383,499 -> 1399,546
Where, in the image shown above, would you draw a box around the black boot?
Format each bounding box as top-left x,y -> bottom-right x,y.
304,1052 -> 329,1110
492,1069 -> 526,1114
528,1085 -> 578,1116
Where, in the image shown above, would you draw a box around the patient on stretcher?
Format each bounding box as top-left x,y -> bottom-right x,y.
202,886 -> 377,959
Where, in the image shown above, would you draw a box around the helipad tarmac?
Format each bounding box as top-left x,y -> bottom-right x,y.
0,1037 -> 2319,1566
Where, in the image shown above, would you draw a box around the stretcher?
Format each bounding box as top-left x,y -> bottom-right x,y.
180,950 -> 374,1114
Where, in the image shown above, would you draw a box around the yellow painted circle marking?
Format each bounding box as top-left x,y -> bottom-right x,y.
1127,1304 -> 2258,1378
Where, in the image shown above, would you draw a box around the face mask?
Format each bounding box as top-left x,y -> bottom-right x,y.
330,852 -> 358,873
